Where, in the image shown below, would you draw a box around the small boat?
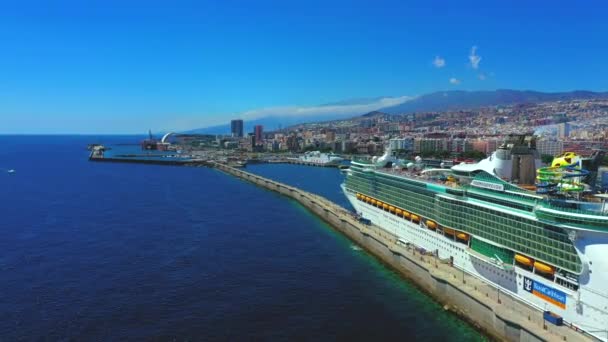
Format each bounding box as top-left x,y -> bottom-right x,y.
7,169 -> 15,174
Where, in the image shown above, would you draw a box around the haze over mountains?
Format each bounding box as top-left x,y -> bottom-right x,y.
188,89 -> 608,134
186,96 -> 411,134
379,89 -> 608,114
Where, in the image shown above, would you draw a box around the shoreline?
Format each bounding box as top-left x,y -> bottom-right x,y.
212,162 -> 593,342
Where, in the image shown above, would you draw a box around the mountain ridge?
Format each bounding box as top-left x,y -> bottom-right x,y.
186,89 -> 608,134
379,89 -> 608,114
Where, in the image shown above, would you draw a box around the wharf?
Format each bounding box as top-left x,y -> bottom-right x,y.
258,158 -> 340,168
213,162 -> 594,342
89,154 -> 212,167
284,159 -> 340,168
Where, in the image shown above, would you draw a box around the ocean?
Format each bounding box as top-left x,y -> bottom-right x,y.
0,136 -> 486,340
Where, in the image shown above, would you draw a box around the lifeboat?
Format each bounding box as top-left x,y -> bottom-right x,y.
411,214 -> 420,223
456,232 -> 469,241
443,228 -> 455,235
395,208 -> 403,215
426,220 -> 437,230
382,203 -> 389,210
356,193 -> 362,200
515,254 -> 533,267
376,201 -> 383,208
402,211 -> 411,219
534,261 -> 554,275
366,197 -> 372,203
389,206 -> 396,213
371,199 -> 377,205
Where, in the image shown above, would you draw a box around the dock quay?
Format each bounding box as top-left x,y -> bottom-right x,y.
89,154 -> 213,167
213,162 -> 594,342
283,159 -> 341,167
251,158 -> 341,168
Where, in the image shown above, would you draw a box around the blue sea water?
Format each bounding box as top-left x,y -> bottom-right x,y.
0,136 -> 485,341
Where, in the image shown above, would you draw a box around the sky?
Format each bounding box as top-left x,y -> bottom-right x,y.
1,0 -> 607,134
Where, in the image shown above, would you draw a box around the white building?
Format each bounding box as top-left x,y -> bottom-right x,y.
536,139 -> 563,157
389,138 -> 414,151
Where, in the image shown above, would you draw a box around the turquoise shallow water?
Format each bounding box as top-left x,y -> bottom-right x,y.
0,136 -> 486,341
247,163 -> 488,340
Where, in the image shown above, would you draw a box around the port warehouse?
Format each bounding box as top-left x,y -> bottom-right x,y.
213,162 -> 591,342
345,163 -> 582,285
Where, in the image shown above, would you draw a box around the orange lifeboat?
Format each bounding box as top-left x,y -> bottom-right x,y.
356,193 -> 362,200
371,199 -> 377,205
365,197 -> 372,203
402,211 -> 411,219
426,220 -> 437,230
382,203 -> 389,210
515,254 -> 533,267
534,261 -> 554,275
389,206 -> 396,213
395,208 -> 403,215
456,232 -> 469,241
411,214 -> 420,223
443,228 -> 455,235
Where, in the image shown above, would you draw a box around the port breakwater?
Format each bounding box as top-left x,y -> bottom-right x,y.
214,162 -> 592,342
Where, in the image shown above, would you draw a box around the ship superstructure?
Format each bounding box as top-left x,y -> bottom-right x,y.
342,135 -> 608,340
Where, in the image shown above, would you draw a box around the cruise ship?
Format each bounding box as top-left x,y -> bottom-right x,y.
294,151 -> 343,166
342,135 -> 608,340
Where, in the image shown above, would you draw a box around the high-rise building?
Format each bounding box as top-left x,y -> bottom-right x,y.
254,125 -> 263,144
558,122 -> 570,139
389,138 -> 414,151
231,119 -> 244,138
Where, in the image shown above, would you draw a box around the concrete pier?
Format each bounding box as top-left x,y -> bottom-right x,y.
213,162 -> 595,342
89,153 -> 212,167
284,159 -> 340,167
259,158 -> 340,168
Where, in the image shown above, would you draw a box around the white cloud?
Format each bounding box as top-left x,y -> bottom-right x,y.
449,78 -> 461,85
165,96 -> 414,131
469,46 -> 481,69
433,56 -> 446,68
239,96 -> 413,121
478,73 -> 487,80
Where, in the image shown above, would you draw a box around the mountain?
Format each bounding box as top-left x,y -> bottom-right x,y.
185,96 -> 409,134
320,96 -> 391,106
185,90 -> 608,134
379,89 -> 608,114
184,113 -> 361,135
361,110 -> 389,118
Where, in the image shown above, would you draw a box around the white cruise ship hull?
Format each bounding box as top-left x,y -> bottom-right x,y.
343,186 -> 608,341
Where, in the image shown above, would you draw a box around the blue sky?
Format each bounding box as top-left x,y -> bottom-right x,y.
1,0 -> 607,133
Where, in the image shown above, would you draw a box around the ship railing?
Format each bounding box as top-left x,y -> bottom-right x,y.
378,168 -> 463,189
538,202 -> 608,217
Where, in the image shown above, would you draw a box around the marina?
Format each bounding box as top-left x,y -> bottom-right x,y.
214,164 -> 593,341
86,137 -> 607,341
214,161 -> 592,342
3,135 -> 487,340
88,143 -> 345,168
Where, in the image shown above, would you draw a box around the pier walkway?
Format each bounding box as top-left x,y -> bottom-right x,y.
213,162 -> 595,342
263,158 -> 340,168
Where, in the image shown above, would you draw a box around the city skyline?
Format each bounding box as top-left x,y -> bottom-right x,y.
1,0 -> 608,134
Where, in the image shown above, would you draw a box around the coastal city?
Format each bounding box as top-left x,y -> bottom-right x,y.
166,98 -> 608,159
86,94 -> 608,341
6,2 -> 608,342
109,98 -> 608,193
